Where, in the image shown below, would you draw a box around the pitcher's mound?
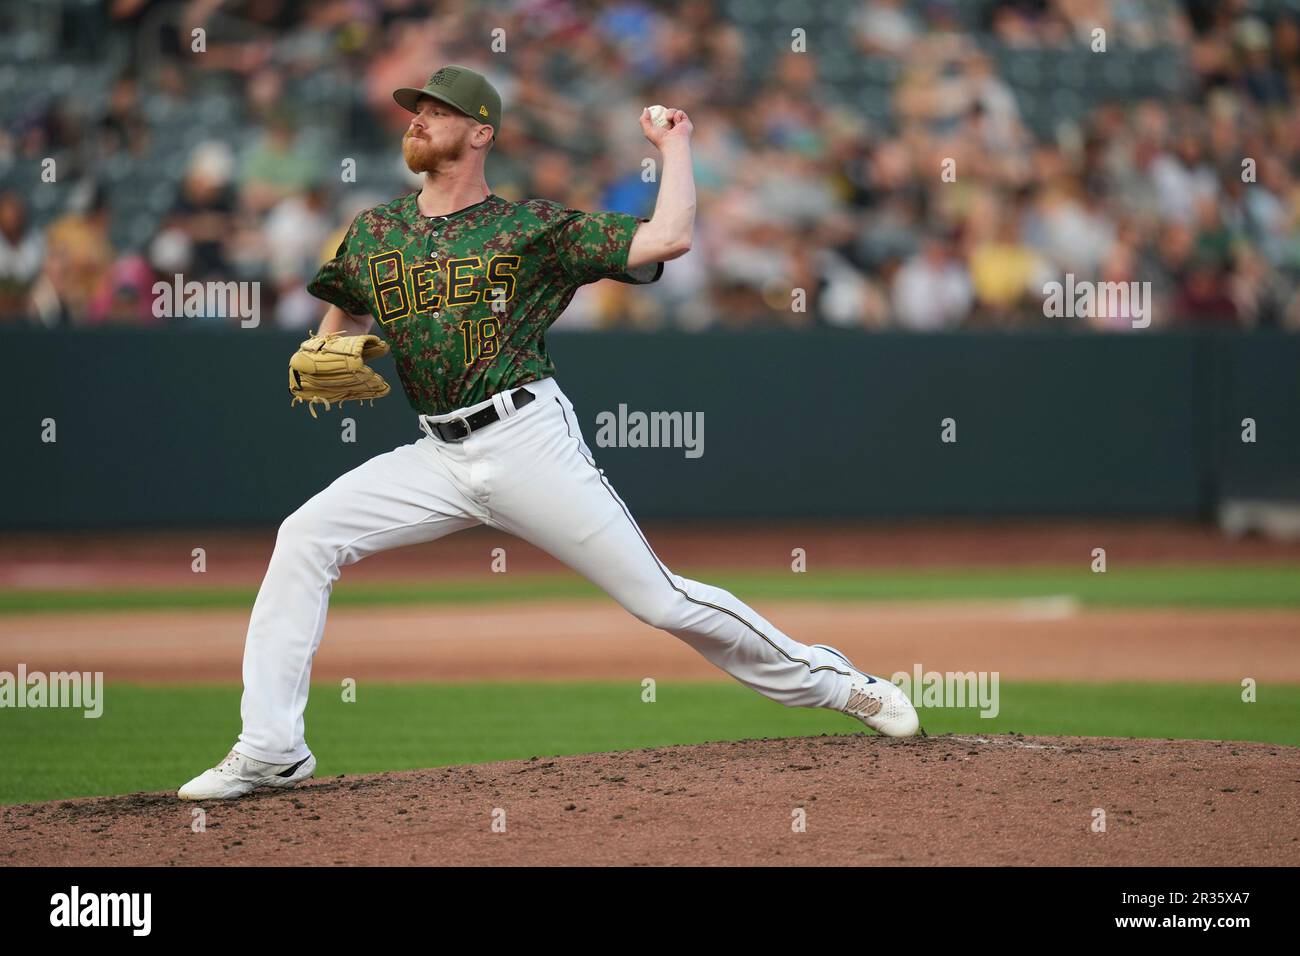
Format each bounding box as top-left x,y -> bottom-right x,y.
5,735 -> 1297,866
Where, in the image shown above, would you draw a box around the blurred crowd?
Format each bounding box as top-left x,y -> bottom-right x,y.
1,0 -> 1299,331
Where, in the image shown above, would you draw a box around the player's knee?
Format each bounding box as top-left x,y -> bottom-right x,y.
629,593 -> 688,631
275,503 -> 330,556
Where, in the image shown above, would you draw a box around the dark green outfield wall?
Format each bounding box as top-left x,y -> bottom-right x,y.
5,328 -> 1298,527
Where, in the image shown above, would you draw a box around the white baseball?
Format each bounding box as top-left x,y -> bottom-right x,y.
647,104 -> 670,128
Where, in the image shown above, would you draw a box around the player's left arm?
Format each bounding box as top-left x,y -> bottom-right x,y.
626,108 -> 696,269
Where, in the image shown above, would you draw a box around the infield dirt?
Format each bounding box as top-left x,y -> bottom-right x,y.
4,602 -> 1299,683
4,520 -> 1300,589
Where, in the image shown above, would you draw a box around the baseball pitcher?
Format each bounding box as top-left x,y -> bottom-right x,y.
179,65 -> 919,800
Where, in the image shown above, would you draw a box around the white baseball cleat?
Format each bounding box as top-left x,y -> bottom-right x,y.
177,749 -> 316,801
815,644 -> 921,738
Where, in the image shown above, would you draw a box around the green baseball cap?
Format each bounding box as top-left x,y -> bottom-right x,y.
393,65 -> 502,140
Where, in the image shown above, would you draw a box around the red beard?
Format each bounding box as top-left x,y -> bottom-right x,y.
402,130 -> 465,173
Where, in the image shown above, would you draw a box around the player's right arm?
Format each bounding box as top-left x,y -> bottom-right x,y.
317,304 -> 374,336
627,107 -> 696,269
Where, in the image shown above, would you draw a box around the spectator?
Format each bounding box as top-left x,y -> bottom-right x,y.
1236,17 -> 1288,106
97,73 -> 150,158
29,182 -> 113,327
1027,182 -> 1116,278
238,116 -> 323,215
264,183 -> 334,286
968,212 -> 1055,325
854,0 -> 924,58
1175,257 -> 1240,326
892,234 -> 972,330
87,254 -> 158,325
0,192 -> 44,320
1150,130 -> 1220,225
168,142 -> 237,282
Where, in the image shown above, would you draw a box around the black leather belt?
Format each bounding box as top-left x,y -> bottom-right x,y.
425,386 -> 535,442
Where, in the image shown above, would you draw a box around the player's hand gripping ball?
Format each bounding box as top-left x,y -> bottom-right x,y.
288,330 -> 391,418
640,105 -> 693,147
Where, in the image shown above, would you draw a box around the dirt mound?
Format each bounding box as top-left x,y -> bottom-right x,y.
4,735 -> 1297,866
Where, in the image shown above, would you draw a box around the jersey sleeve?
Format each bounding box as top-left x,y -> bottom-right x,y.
306,215 -> 373,317
549,208 -> 664,286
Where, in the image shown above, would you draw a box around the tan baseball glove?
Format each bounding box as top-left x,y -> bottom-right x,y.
288,330 -> 391,418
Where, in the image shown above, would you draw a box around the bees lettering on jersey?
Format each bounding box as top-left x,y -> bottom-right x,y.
365,250 -> 520,327
366,250 -> 521,366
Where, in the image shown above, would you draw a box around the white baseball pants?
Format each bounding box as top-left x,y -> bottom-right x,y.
236,376 -> 854,764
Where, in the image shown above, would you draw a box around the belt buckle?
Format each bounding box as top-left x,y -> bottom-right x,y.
443,415 -> 472,441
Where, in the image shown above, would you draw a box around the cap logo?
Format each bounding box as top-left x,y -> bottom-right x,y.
427,67 -> 460,87
479,105 -> 488,117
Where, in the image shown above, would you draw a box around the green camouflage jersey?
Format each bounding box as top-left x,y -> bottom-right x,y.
307,192 -> 662,415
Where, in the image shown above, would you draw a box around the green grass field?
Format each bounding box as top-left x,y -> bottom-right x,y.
3,560 -> 1296,804
3,562 -> 1298,614
2,681 -> 1296,805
